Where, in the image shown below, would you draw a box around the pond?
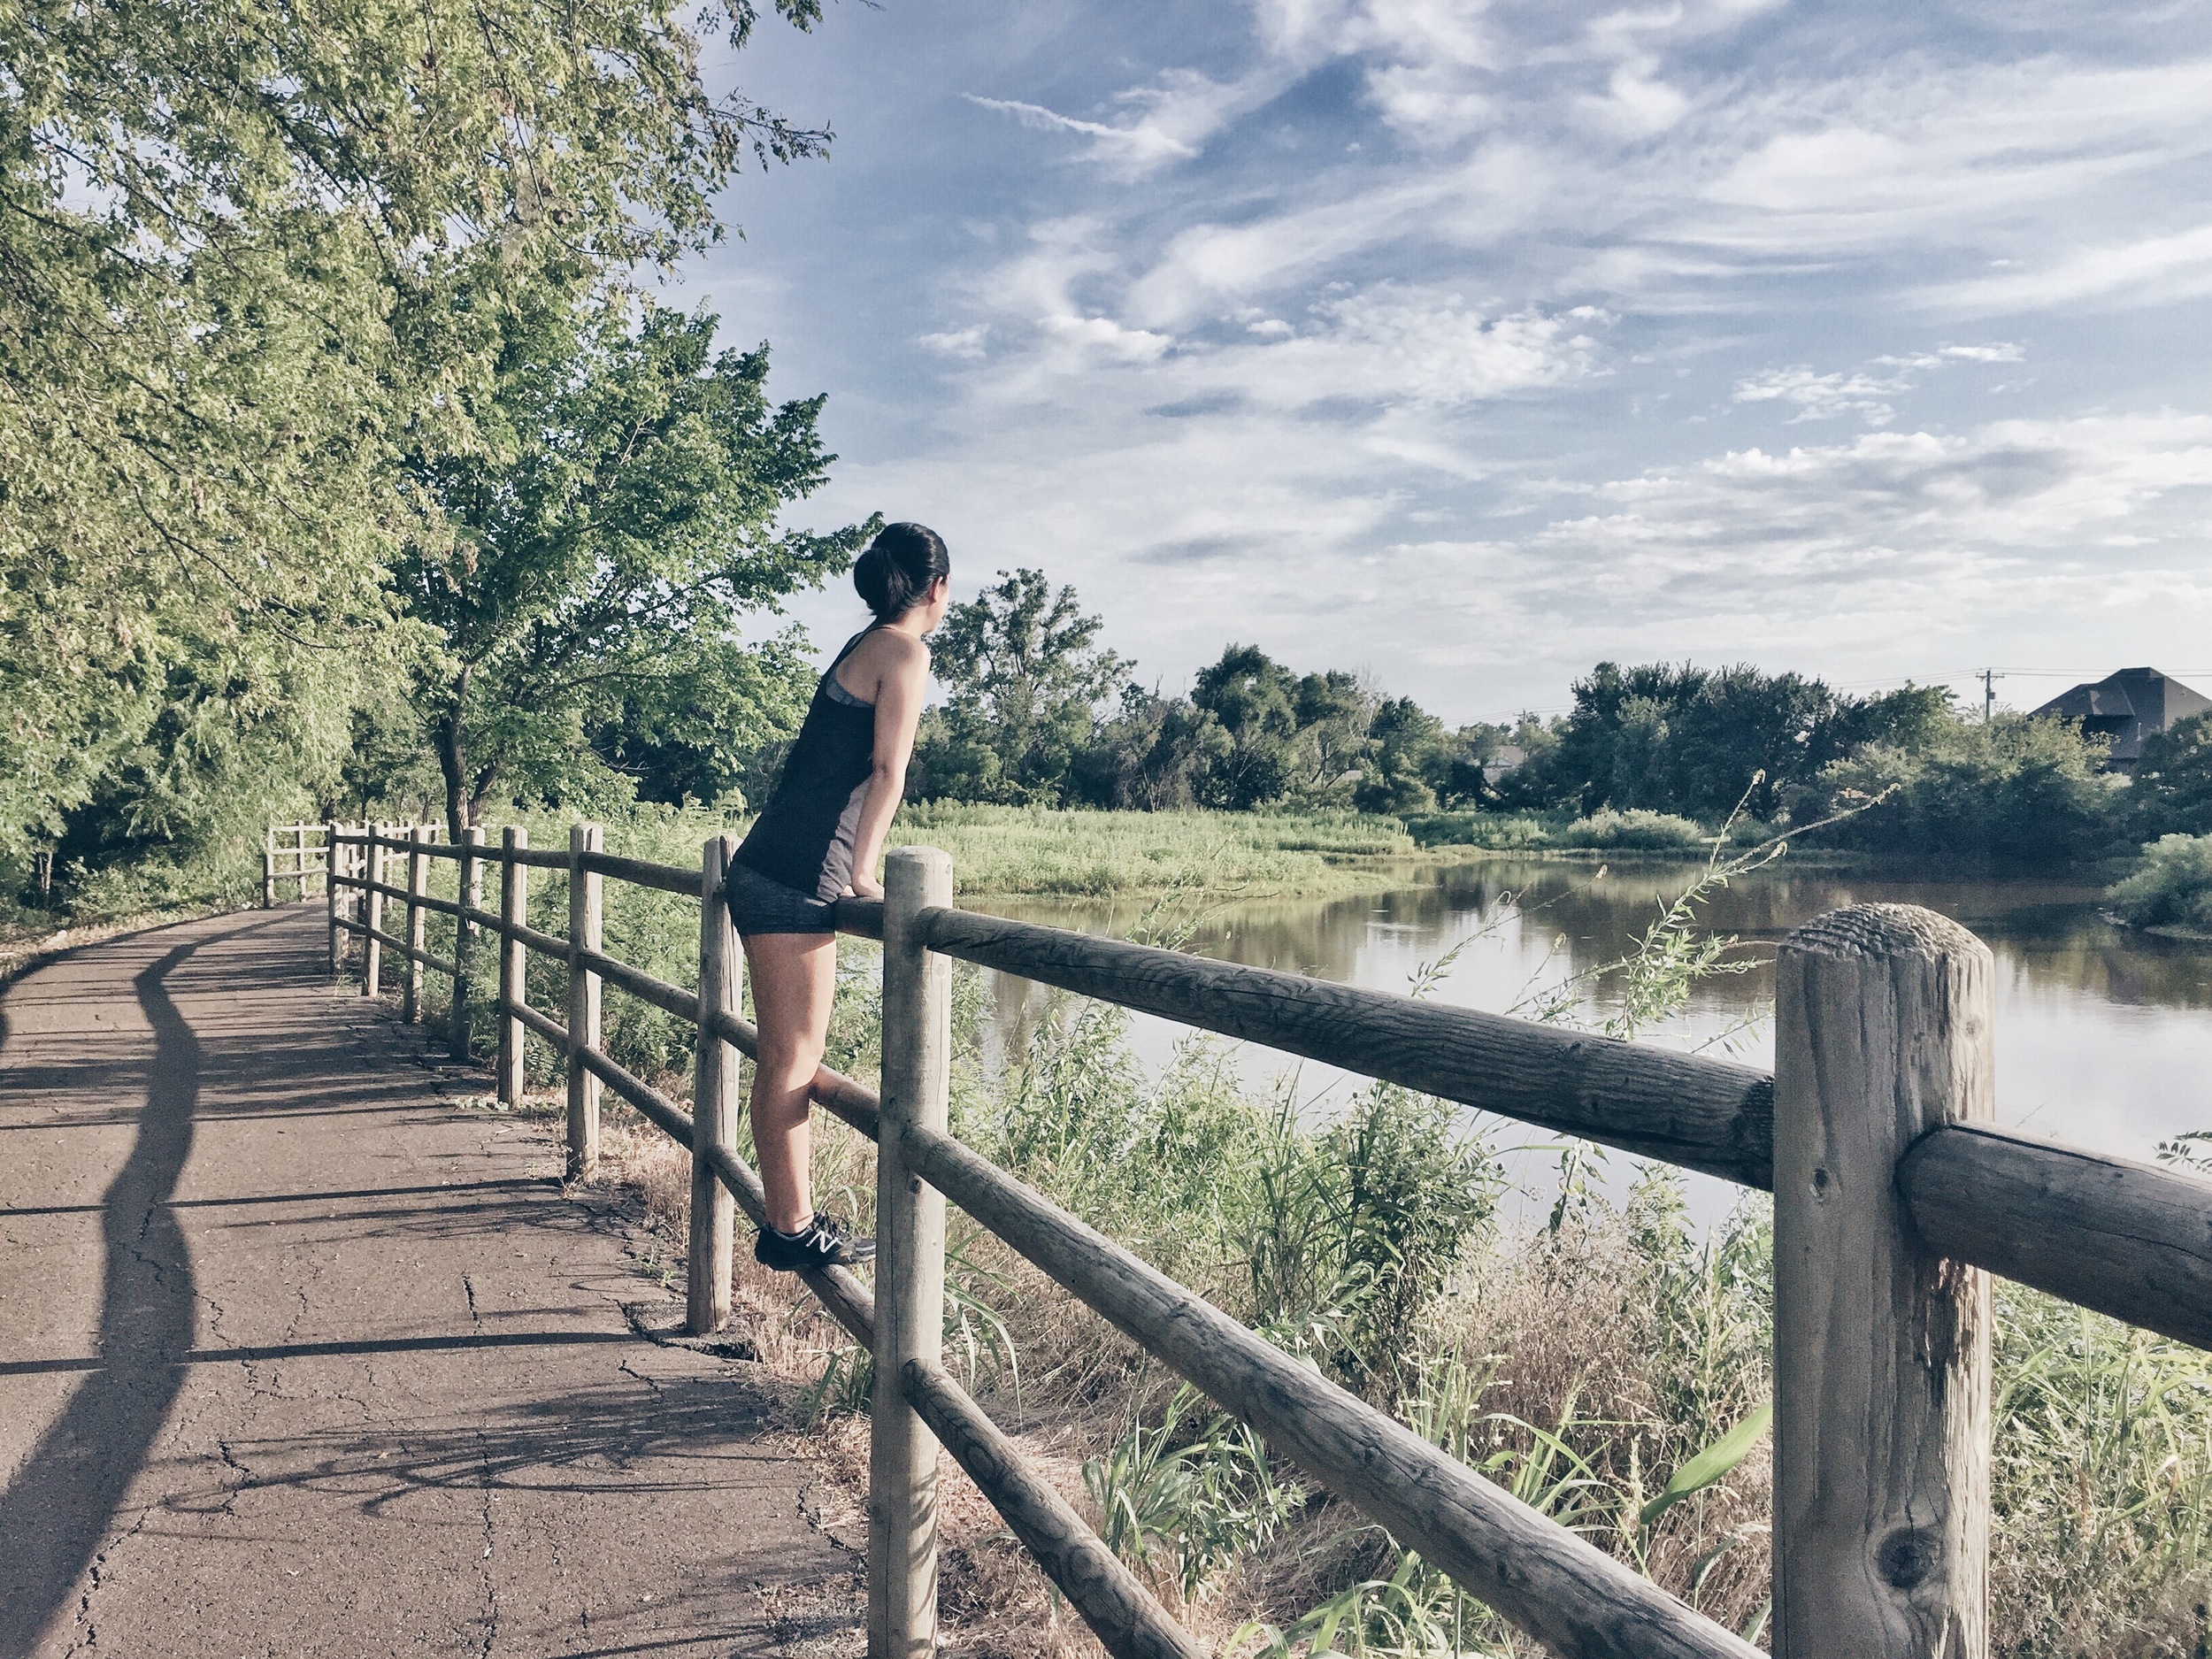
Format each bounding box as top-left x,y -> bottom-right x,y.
970,856 -> 2212,1219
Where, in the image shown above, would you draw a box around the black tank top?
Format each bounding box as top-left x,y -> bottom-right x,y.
736,630 -> 879,900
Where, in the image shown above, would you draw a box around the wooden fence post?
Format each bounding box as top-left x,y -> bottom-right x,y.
497,826 -> 528,1106
871,846 -> 954,1659
325,820 -> 342,978
444,832 -> 480,1066
363,826 -> 385,999
687,834 -> 740,1334
404,826 -> 429,1023
566,822 -> 603,1180
1774,903 -> 1993,1659
263,827 -> 276,909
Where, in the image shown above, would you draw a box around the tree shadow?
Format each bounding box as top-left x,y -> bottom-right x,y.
0,924 -> 247,1655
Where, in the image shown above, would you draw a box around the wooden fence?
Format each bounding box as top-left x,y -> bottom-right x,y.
262,822 -> 327,906
301,820 -> 2212,1659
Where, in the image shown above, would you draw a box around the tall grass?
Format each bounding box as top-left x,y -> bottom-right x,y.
380,804 -> 2212,1656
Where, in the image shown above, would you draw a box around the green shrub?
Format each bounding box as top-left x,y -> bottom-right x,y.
1555,808 -> 1710,850
1402,811 -> 1557,850
2110,833 -> 2212,931
1794,712 -> 2125,866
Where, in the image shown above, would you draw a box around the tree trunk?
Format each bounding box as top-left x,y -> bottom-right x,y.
437,665 -> 472,843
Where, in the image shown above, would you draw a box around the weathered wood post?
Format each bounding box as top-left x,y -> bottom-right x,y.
1774,903 -> 1994,1659
263,827 -> 276,909
404,826 -> 429,1023
687,834 -> 741,1334
497,826 -> 528,1106
363,826 -> 387,998
325,821 -> 344,978
448,825 -> 484,1061
565,822 -> 603,1180
871,846 -> 954,1659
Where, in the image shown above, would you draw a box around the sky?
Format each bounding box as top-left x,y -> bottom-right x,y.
675,0 -> 2212,726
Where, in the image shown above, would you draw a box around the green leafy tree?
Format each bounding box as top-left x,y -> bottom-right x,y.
2130,712 -> 2212,840
394,303 -> 870,836
2,0 -> 833,887
1290,671 -> 1378,795
1191,645 -> 1302,810
1355,697 -> 1447,816
1794,712 -> 2125,865
1072,686 -> 1233,810
914,570 -> 1129,805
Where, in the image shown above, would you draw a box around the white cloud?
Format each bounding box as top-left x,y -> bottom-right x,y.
919,324 -> 990,359
1920,223 -> 2212,313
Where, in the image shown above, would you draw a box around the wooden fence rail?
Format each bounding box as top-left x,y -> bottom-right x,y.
302,820 -> 2212,1659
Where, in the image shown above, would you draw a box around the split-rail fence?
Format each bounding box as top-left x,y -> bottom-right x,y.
296,818 -> 2212,1659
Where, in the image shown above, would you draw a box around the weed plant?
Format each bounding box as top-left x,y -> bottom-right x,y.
365,803 -> 2212,1655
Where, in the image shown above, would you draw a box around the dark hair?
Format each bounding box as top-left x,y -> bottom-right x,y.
853,522 -> 950,621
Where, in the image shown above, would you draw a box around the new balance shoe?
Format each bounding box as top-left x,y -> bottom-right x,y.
755,1212 -> 875,1272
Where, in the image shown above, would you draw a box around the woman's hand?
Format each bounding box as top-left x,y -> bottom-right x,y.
847,875 -> 885,902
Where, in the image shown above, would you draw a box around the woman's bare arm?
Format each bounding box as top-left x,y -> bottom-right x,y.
844,635 -> 931,901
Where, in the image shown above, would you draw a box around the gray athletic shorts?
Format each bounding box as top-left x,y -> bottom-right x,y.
726,862 -> 837,935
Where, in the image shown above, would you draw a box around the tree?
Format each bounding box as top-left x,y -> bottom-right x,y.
1356,697 -> 1447,815
1292,672 -> 1378,795
2,0 -> 834,887
1191,645 -> 1302,809
2130,712 -> 2212,840
1071,686 -> 1232,810
393,302 -> 871,837
1793,712 -> 2125,865
915,570 -> 1129,805
1512,662 -> 1956,823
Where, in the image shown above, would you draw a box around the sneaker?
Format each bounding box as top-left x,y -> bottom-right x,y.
755,1212 -> 875,1271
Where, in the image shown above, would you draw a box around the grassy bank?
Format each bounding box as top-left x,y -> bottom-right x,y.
415,841 -> 2212,1658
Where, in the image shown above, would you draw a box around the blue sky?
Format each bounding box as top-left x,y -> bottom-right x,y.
679,0 -> 2212,725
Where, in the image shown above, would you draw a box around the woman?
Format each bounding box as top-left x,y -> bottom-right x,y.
730,522 -> 951,1271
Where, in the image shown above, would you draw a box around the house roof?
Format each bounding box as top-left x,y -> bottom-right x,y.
2031,667 -> 2212,762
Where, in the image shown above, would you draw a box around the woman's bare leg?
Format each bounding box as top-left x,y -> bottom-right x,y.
743,930 -> 838,1233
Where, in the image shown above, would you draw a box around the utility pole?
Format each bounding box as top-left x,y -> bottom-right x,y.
1979,668 -> 2004,722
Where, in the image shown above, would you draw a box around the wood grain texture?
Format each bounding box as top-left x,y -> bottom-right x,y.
363,878 -> 461,918
1902,1123 -> 2212,1352
688,836 -> 739,1336
872,849 -> 954,1659
575,848 -> 704,897
404,827 -> 429,1024
497,995 -> 567,1051
916,907 -> 1776,1187
448,826 -> 484,1062
901,1359 -> 1201,1659
324,821 -> 342,977
362,826 -> 385,999
497,827 -> 528,1106
1774,903 -> 1993,1659
461,905 -> 569,963
899,1120 -> 1758,1659
566,823 -> 603,1180
345,918 -> 457,979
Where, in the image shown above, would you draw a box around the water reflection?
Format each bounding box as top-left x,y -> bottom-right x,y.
975,857 -> 2212,1170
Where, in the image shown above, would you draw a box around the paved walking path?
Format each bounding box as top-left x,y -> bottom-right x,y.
0,904 -> 860,1658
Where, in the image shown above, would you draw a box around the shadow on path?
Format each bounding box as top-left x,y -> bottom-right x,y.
0,926 -> 237,1655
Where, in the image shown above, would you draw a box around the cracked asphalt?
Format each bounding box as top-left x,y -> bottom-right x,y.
0,905 -> 862,1657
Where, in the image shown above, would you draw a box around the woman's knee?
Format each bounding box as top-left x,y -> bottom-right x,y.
755,1040 -> 824,1090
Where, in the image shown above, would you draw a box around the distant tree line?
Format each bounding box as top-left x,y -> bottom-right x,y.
876,571 -> 2212,868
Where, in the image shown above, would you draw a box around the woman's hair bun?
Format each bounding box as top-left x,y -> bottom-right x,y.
854,522 -> 951,620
